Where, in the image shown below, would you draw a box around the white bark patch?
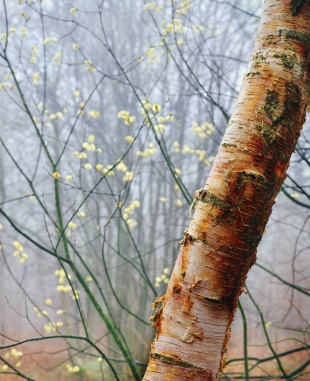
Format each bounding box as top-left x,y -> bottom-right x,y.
180,326 -> 204,343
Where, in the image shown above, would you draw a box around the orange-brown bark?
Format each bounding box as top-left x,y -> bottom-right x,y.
143,1 -> 310,380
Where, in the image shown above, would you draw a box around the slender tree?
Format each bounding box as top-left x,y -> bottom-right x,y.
143,1 -> 310,379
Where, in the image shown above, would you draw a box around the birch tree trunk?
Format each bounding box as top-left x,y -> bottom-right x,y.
143,1 -> 310,380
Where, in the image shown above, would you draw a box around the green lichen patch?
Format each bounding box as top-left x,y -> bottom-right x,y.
197,189 -> 231,209
281,29 -> 310,47
221,143 -> 237,148
274,52 -> 295,67
238,171 -> 271,189
290,0 -> 306,16
262,82 -> 301,131
283,82 -> 301,128
264,34 -> 278,46
246,71 -> 261,77
150,353 -> 203,369
256,121 -> 278,144
263,90 -> 280,119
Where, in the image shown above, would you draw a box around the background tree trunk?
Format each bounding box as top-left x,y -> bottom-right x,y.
143,1 -> 310,379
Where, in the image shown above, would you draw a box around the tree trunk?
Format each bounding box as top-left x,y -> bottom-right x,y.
143,1 -> 310,380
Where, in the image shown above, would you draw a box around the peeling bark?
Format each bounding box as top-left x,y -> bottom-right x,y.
143,1 -> 310,380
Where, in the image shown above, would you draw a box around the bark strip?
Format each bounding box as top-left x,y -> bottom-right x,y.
143,1 -> 310,379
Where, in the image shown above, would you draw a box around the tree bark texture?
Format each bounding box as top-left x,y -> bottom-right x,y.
143,1 -> 310,380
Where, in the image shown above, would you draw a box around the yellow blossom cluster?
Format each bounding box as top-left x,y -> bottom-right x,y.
173,142 -> 214,166
45,298 -> 52,306
56,286 -> 72,293
81,135 -> 97,151
175,0 -> 193,15
32,72 -> 40,86
114,161 -> 134,182
67,220 -> 78,237
44,321 -> 63,333
30,45 -> 39,64
72,289 -> 80,300
141,101 -> 173,129
192,24 -> 204,33
54,269 -> 79,300
121,200 -> 140,228
89,110 -> 100,118
44,37 -> 58,44
192,121 -> 214,138
122,200 -> 140,218
71,125 -> 134,182
114,161 -> 134,180
34,306 -> 48,318
21,26 -> 27,36
72,134 -> 104,173
0,70 -> 15,90
175,199 -> 183,207
143,47 -> 160,64
123,171 -> 134,182
143,1 -> 163,12
140,100 -> 164,115
137,142 -> 157,157
155,267 -> 170,287
66,364 -> 80,373
127,219 -> 138,228
5,348 -> 23,359
65,174 -> 73,181
49,111 -> 65,120
174,168 -> 181,178
84,163 -> 92,170
116,161 -> 128,172
124,135 -> 135,143
154,123 -> 166,134
13,241 -> 28,264
2,348 -> 23,370
33,299 -> 64,334
52,51 -> 62,64
140,101 -> 173,134
102,164 -> 115,177
84,59 -> 96,72
117,110 -> 136,125
161,18 -> 185,35
53,171 -> 61,179
290,193 -> 300,199
55,268 -> 70,286
0,82 -> 13,91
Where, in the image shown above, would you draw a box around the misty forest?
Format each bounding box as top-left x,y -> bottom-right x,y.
0,0 -> 309,380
